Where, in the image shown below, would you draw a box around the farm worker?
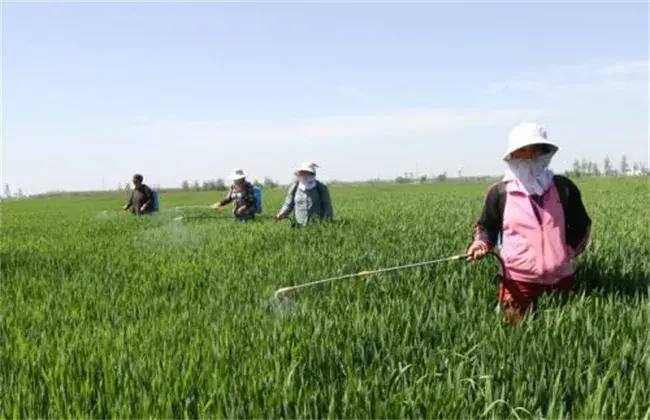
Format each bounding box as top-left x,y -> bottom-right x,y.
124,173 -> 155,215
275,162 -> 333,226
467,122 -> 592,323
213,169 -> 257,222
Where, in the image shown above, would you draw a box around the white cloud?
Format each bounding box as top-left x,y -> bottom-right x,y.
137,107 -> 555,145
483,79 -> 646,97
482,59 -> 649,97
597,60 -> 649,75
114,107 -> 556,188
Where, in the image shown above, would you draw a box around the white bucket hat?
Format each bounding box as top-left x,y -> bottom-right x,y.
503,122 -> 559,161
228,168 -> 246,181
294,162 -> 319,175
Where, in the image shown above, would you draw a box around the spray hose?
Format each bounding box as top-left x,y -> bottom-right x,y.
274,251 -> 506,299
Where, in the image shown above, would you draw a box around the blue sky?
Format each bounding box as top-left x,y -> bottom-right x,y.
2,1 -> 648,194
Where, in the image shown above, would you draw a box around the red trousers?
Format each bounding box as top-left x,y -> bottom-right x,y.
498,275 -> 575,323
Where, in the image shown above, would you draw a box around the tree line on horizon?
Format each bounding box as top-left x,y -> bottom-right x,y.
3,155 -> 648,199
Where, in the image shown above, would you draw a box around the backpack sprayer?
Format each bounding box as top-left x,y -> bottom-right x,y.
273,251 -> 506,299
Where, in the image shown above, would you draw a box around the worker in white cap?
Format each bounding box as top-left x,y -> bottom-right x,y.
275,162 -> 333,226
466,122 -> 591,323
213,169 -> 257,221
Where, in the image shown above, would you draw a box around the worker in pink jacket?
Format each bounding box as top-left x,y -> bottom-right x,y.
467,122 -> 591,323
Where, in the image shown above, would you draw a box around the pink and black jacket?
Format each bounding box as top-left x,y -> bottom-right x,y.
473,175 -> 591,285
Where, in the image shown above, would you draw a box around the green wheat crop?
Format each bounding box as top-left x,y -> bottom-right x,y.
1,177 -> 649,418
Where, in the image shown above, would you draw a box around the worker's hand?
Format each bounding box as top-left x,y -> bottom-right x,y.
466,241 -> 489,261
235,206 -> 247,215
213,202 -> 223,210
275,213 -> 285,221
139,204 -> 147,212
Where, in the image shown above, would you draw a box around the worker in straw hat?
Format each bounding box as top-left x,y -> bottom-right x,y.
275,162 -> 333,226
213,169 -> 257,221
467,122 -> 591,323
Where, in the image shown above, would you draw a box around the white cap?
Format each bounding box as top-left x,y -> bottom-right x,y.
503,122 -> 558,160
294,162 -> 319,175
228,168 -> 246,180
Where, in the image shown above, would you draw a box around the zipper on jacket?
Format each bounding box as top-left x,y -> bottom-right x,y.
539,203 -> 546,277
530,194 -> 544,277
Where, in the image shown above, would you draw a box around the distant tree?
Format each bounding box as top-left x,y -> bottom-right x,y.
215,178 -> 227,191
17,188 -> 24,198
620,154 -> 630,175
3,184 -> 10,198
395,176 -> 409,184
603,156 -> 612,176
419,175 -> 428,184
181,180 -> 190,191
571,159 -> 582,177
641,164 -> 650,175
603,156 -> 614,176
192,181 -> 201,191
592,162 -> 602,176
124,182 -> 131,191
436,172 -> 447,182
633,161 -> 648,175
263,177 -> 278,189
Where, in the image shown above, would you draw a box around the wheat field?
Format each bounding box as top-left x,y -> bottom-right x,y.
1,177 -> 649,418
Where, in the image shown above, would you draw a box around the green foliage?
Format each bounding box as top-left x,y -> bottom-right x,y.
1,178 -> 649,418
